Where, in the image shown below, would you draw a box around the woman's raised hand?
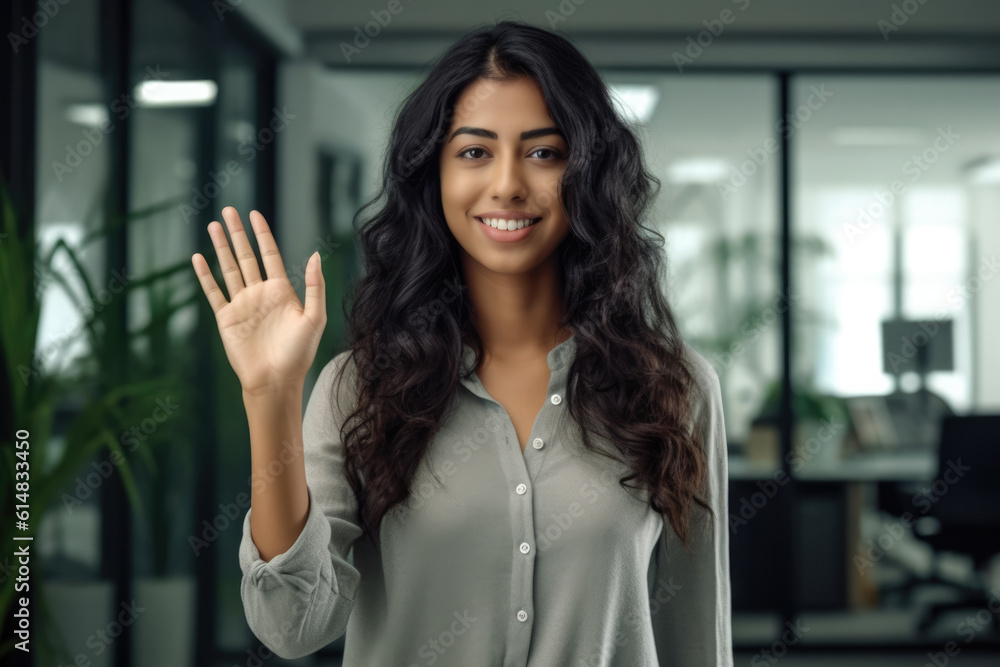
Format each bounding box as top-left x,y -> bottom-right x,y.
191,207 -> 326,396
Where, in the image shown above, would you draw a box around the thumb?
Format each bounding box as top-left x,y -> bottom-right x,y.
303,251 -> 326,325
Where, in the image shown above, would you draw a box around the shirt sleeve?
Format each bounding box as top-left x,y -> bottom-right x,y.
238,352 -> 364,660
650,344 -> 734,666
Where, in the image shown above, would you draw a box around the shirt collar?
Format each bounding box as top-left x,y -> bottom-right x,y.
459,333 -> 577,398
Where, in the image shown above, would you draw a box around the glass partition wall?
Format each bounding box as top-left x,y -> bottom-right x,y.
24,6 -> 1000,661
791,75 -> 1000,645
215,64 -> 1000,656
30,0 -> 277,665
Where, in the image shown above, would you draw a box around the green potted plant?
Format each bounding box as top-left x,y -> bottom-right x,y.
672,229 -> 837,458
124,202 -> 202,667
745,379 -> 850,467
0,176 -> 193,663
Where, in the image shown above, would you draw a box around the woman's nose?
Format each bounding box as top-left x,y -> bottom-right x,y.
490,152 -> 528,199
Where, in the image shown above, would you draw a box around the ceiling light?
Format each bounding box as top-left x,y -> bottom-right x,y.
134,80 -> 217,107
667,157 -> 730,184
609,84 -> 659,124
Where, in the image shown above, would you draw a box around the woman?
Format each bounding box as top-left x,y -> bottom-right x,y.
192,20 -> 733,667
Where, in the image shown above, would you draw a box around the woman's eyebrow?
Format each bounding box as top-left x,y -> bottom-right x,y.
447,126 -> 565,143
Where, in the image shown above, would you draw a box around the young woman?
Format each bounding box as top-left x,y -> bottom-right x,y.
192,20 -> 733,667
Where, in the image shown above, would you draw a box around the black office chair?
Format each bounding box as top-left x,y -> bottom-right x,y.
910,414 -> 1000,635
873,390 -> 953,606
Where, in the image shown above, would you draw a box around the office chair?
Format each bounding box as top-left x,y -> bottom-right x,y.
910,414 -> 1000,635
872,390 -> 953,606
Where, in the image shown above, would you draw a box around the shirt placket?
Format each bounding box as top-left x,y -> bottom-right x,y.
459,338 -> 574,667
503,364 -> 568,667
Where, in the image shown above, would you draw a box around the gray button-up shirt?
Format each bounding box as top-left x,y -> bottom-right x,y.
239,334 -> 733,666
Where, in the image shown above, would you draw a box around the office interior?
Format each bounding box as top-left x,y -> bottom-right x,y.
3,0 -> 1000,665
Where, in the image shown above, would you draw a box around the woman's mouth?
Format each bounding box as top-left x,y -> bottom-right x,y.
475,216 -> 542,231
474,215 -> 543,243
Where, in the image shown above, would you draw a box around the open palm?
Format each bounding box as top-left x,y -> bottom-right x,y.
191,207 -> 326,395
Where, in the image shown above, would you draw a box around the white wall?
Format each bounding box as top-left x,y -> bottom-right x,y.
276,61 -> 419,293
971,185 -> 1000,410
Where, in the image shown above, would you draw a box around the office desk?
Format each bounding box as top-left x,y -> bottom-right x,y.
729,450 -> 937,482
727,450 -> 938,612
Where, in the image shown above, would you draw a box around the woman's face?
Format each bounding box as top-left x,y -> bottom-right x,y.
439,76 -> 571,275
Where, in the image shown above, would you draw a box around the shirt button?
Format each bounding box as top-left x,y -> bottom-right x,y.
516,483 -> 527,495
519,542 -> 530,554
532,438 -> 544,449
517,610 -> 528,622
550,394 -> 562,405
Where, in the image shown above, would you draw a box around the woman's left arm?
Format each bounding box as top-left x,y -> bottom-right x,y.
650,345 -> 734,666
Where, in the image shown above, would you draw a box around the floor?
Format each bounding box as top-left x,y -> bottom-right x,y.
731,654 -> 1000,666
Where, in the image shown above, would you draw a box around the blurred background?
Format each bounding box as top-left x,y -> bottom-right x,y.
2,0 -> 1000,665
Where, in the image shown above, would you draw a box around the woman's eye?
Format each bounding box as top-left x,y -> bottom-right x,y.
459,147 -> 487,160
457,147 -> 565,161
531,148 -> 563,160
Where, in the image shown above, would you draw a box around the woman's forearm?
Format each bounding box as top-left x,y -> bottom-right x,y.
243,387 -> 310,562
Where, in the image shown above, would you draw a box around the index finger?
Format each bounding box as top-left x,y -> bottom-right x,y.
248,210 -> 288,282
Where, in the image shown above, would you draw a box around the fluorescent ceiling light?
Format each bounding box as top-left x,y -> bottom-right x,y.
65,103 -> 109,128
830,127 -> 925,146
609,84 -> 659,124
667,157 -> 729,184
134,80 -> 217,107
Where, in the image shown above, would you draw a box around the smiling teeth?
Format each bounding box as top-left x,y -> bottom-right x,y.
478,217 -> 539,231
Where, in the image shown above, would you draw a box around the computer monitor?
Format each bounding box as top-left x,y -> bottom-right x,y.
880,318 -> 954,377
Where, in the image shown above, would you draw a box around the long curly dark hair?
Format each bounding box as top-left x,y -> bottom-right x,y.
330,19 -> 713,555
